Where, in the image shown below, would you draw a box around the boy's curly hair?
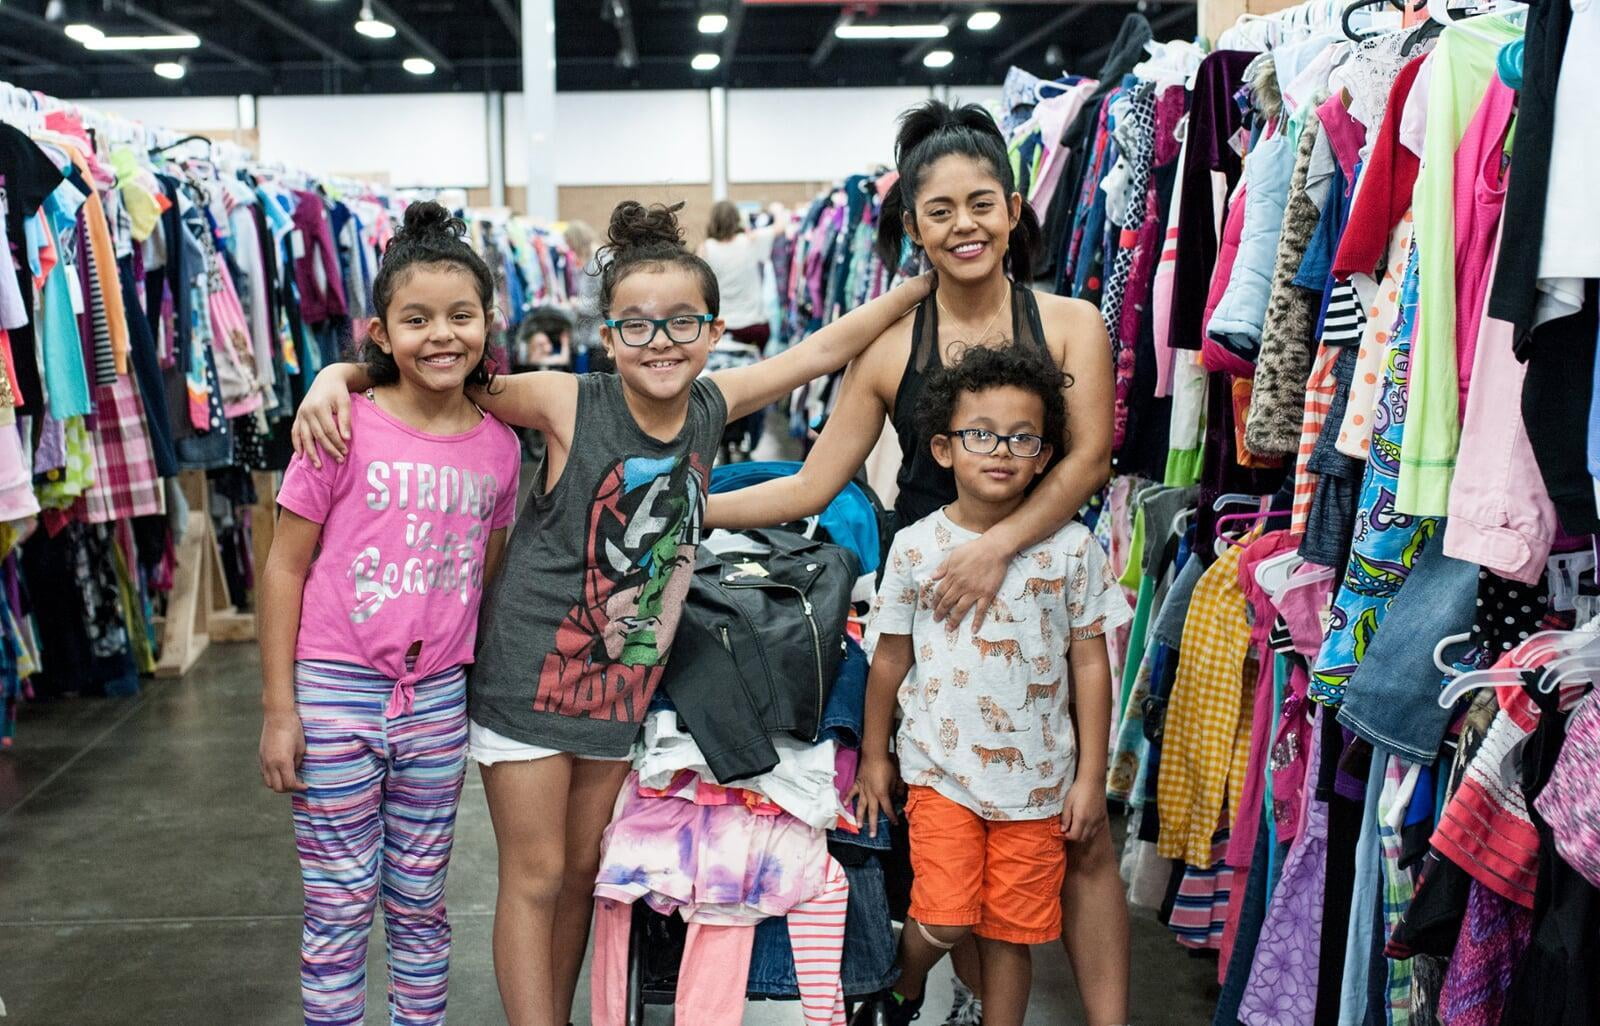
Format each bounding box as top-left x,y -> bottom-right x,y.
916,343 -> 1070,461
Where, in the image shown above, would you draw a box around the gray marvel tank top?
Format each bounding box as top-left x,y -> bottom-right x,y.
468,373 -> 728,758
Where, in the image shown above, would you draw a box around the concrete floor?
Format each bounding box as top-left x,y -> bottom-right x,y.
0,643 -> 1221,1025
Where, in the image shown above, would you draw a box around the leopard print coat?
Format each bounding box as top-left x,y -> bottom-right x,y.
1245,117 -> 1325,456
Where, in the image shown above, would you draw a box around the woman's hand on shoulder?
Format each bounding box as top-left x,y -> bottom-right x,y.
930,532 -> 1011,629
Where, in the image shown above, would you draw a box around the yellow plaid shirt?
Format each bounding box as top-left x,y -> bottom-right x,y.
1156,543 -> 1260,867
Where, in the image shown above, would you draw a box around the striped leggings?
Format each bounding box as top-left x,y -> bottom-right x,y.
292,660 -> 469,1026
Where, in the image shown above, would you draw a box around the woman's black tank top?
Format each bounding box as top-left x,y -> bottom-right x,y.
889,282 -> 1052,530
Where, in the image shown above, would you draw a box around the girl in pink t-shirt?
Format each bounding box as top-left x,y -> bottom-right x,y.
257,201 -> 521,1026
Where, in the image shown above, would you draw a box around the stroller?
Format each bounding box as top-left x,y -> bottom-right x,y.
615,462 -> 895,1025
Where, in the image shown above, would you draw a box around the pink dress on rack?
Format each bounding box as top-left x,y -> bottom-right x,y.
1451,76 -> 1515,405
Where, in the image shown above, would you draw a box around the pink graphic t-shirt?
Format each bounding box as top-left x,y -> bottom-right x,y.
277,393 -> 521,706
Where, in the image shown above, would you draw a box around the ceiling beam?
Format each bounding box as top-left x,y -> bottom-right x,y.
0,43 -> 73,76
809,11 -> 850,69
487,0 -> 522,43
112,1 -> 269,76
368,0 -> 457,71
901,13 -> 959,66
991,6 -> 1092,68
720,0 -> 747,64
232,0 -> 363,74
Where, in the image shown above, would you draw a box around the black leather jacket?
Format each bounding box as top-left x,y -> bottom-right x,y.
660,529 -> 859,783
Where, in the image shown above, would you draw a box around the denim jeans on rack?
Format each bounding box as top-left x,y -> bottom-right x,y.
1338,541 -> 1480,762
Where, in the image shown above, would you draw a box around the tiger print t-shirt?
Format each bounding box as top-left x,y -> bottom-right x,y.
867,509 -> 1132,820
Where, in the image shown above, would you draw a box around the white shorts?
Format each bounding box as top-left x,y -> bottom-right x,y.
468,720 -> 633,766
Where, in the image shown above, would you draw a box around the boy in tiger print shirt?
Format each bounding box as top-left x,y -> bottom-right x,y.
853,347 -> 1130,1026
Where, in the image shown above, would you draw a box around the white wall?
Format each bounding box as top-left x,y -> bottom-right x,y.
79,86 -> 1004,191
504,90 -> 711,187
82,96 -> 242,132
257,94 -> 489,188
726,87 -> 929,183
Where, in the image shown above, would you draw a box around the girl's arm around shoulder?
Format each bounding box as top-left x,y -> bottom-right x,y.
709,271 -> 932,422
290,364 -> 580,466
472,369 -> 579,446
291,361 -> 376,469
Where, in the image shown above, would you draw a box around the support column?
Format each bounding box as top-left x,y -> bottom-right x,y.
709,86 -> 728,201
521,0 -> 558,219
487,91 -> 507,208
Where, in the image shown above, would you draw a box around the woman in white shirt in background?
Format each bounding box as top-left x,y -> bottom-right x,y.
700,200 -> 787,459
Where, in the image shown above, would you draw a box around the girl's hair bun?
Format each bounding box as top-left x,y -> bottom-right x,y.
397,200 -> 468,244
606,200 -> 686,254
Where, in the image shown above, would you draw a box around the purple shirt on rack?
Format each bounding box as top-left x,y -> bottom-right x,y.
291,189 -> 347,325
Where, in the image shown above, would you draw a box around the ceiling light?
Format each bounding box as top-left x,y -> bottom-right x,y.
691,52 -> 721,71
966,10 -> 1001,31
402,56 -> 435,75
83,34 -> 200,51
698,13 -> 728,33
835,23 -> 950,40
923,49 -> 954,68
355,2 -> 397,39
153,60 -> 186,80
355,17 -> 397,39
63,23 -> 103,43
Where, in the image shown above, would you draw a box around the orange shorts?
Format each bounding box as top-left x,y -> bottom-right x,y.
905,785 -> 1066,945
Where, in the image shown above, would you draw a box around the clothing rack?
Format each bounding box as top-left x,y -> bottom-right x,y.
0,80 -> 406,734
1056,0 -> 1600,1019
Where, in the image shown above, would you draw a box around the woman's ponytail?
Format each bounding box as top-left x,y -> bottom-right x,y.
876,180 -> 910,268
1007,200 -> 1042,285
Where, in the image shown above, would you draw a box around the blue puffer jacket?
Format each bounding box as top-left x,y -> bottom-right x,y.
1206,120 -> 1296,361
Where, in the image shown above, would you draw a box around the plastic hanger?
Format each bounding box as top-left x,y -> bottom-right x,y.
1255,549 -> 1304,595
1432,632 -> 1473,675
1436,630 -> 1594,708
1533,633 -> 1600,693
1170,507 -> 1194,541
1272,562 -> 1335,605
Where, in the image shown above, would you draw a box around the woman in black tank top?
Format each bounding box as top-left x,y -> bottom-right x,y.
708,102 -> 1113,629
706,99 -> 1128,1025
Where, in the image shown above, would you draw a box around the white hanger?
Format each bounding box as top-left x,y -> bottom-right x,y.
1435,630 -> 1594,708
1254,549 -> 1304,595
1532,632 -> 1600,693
1433,632 -> 1473,675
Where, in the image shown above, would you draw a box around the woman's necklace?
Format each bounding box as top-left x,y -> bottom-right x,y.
937,287 -> 1010,345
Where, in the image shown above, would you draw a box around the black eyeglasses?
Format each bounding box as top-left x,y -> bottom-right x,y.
944,428 -> 1045,458
603,314 -> 715,348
